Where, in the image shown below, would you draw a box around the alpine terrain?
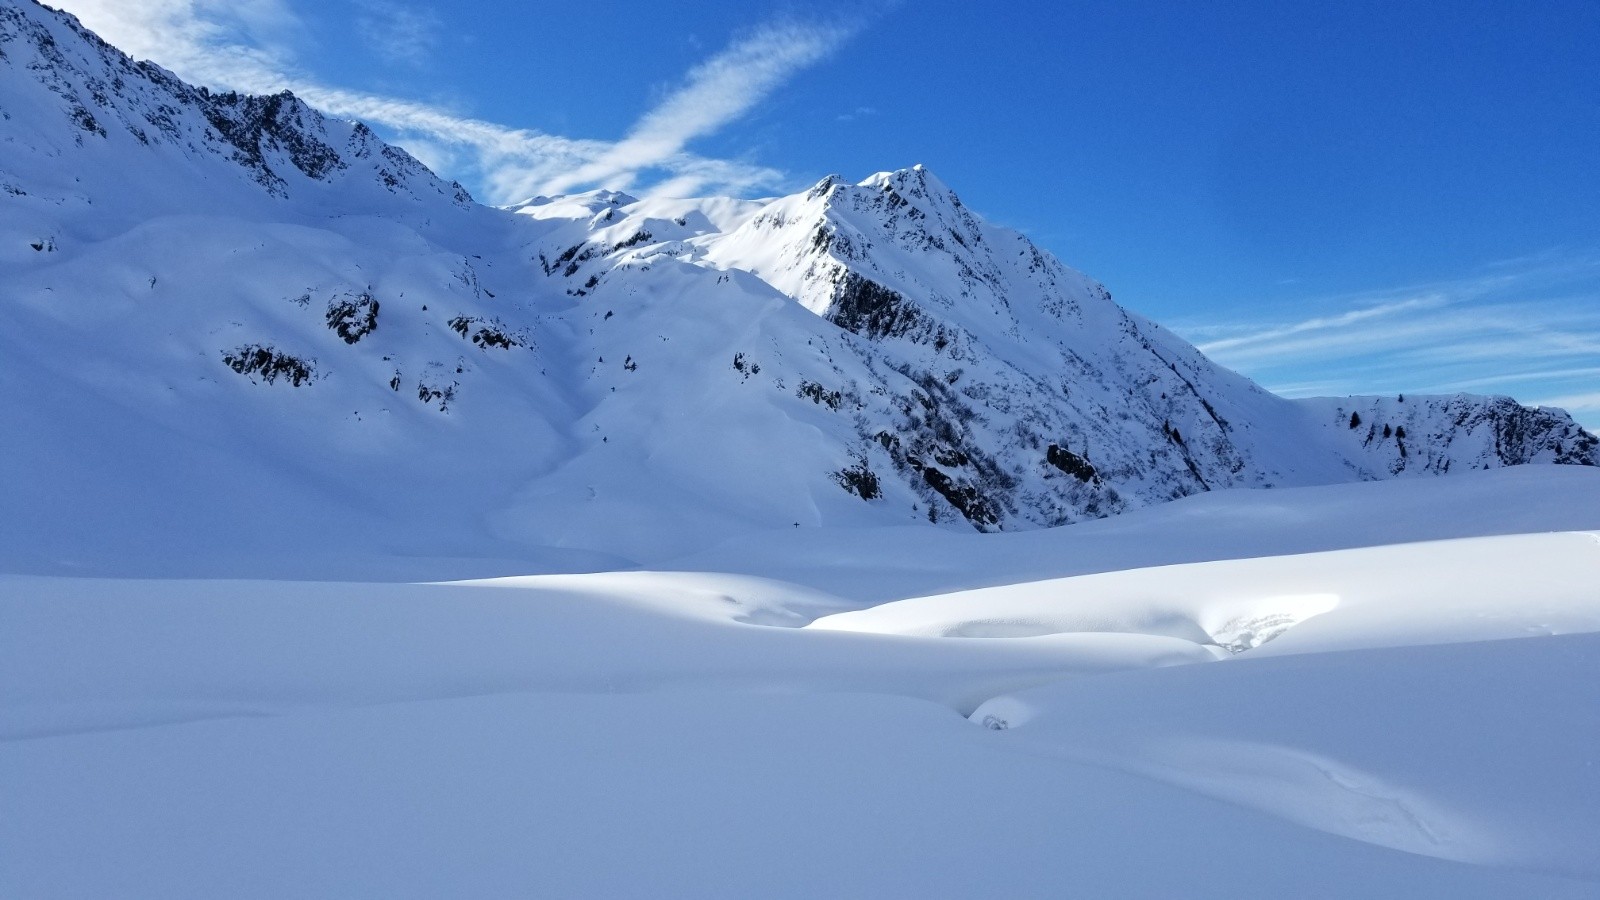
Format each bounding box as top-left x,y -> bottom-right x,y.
2,0 -> 1594,573
5,2 -> 1600,896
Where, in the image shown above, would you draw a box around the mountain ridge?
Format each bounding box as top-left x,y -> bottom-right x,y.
1,0 -> 1594,574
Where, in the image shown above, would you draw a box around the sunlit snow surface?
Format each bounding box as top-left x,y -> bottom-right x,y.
5,469 -> 1600,897
4,1 -> 1600,894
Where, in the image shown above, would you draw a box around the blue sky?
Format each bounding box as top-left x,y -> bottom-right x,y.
58,0 -> 1600,427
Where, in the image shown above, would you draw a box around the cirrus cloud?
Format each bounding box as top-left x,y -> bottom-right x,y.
1172,252 -> 1600,430
50,0 -> 859,202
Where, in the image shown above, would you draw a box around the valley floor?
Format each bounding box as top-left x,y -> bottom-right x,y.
4,467 -> 1600,897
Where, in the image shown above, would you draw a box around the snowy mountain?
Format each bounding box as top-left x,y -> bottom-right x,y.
0,1 -> 469,216
2,0 -> 1594,575
8,3 -> 1600,895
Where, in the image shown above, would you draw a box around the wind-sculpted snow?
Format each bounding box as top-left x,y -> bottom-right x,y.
5,523 -> 1600,895
808,531 -> 1600,654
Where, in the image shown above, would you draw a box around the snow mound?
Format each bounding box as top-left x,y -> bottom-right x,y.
810,531 -> 1600,656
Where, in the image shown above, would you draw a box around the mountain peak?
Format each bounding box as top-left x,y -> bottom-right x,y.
2,2 -> 1593,567
859,163 -> 952,197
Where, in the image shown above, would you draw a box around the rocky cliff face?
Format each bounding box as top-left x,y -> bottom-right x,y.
1304,394 -> 1599,476
0,0 -> 1592,569
563,167 -> 1596,530
0,0 -> 469,216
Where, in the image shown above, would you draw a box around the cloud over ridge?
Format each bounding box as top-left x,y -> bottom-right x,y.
50,0 -> 858,202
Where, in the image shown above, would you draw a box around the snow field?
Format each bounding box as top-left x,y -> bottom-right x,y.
6,489 -> 1600,896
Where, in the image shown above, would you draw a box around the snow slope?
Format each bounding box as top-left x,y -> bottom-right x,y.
7,469 -> 1600,898
5,491 -> 1600,896
3,0 -> 1596,581
671,462 -> 1600,602
809,531 -> 1600,654
9,649 -> 1596,897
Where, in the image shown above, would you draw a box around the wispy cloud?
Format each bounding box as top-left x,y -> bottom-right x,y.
1194,296 -> 1449,359
1431,367 -> 1600,393
538,20 -> 856,195
56,0 -> 300,86
52,1 -> 857,202
353,0 -> 441,68
1170,253 -> 1600,430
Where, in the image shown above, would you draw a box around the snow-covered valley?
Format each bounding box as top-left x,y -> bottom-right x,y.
4,0 -> 1599,895
7,473 -> 1600,896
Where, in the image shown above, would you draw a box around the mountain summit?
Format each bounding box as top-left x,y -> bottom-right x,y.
2,0 -> 1594,574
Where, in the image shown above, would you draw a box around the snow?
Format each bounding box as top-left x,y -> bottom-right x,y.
808,531 -> 1600,655
968,634 -> 1600,878
671,463 -> 1600,602
5,0 -> 1595,581
5,0 -> 1600,894
6,486 -> 1600,895
14,685 -> 1595,898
